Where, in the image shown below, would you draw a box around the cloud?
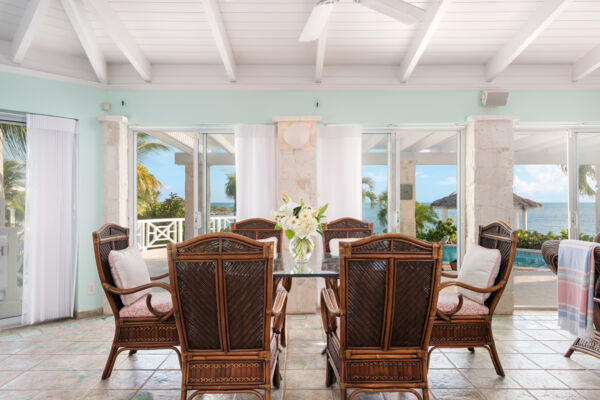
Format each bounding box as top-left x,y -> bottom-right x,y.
437,176 -> 456,185
513,165 -> 568,199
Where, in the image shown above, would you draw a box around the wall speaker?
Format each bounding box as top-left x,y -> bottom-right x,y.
481,90 -> 509,108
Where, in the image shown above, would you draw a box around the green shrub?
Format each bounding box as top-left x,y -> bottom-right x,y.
417,218 -> 457,243
516,229 -> 594,249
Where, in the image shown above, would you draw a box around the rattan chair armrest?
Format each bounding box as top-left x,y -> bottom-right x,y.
322,288 -> 340,316
441,271 -> 459,278
272,290 -> 287,333
150,272 -> 169,281
439,280 -> 504,294
102,281 -> 171,295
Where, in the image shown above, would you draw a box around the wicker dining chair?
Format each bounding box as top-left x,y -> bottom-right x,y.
231,218 -> 283,254
231,218 -> 290,346
92,223 -> 180,380
321,234 -> 443,400
429,221 -> 518,377
167,233 -> 286,400
322,217 -> 374,253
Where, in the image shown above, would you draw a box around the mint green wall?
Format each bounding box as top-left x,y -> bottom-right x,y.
1,70 -> 600,312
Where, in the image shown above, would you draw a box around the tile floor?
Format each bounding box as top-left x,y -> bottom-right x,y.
0,311 -> 599,399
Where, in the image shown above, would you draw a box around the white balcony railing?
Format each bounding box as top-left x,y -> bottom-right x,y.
137,216 -> 237,252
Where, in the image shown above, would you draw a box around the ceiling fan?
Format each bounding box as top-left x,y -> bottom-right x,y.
299,0 -> 426,42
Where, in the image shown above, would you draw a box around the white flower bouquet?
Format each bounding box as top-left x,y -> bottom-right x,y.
272,193 -> 328,262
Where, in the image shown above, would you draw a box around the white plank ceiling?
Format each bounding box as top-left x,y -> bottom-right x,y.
1,0 -> 600,89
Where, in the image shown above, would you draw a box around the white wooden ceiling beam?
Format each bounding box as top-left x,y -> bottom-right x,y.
82,0 -> 151,82
485,0 -> 573,81
398,0 -> 450,83
210,134 -> 235,153
572,44 -> 600,82
11,0 -> 52,63
61,0 -> 107,84
201,0 -> 236,82
315,32 -> 327,83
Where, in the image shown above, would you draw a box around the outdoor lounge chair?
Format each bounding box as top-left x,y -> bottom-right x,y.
429,221 -> 518,377
92,223 -> 180,379
321,234 -> 443,400
167,233 -> 286,400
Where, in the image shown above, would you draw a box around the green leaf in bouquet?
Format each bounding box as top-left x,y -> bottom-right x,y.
293,206 -> 302,216
275,224 -> 282,230
318,204 -> 328,216
285,230 -> 295,240
282,193 -> 291,203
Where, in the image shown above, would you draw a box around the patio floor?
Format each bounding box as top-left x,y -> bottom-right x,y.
0,311 -> 598,399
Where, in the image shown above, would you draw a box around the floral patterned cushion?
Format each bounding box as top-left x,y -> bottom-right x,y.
437,292 -> 489,316
119,292 -> 173,318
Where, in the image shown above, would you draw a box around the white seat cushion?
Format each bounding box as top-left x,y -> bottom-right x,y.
119,292 -> 173,318
108,246 -> 151,306
258,237 -> 278,259
437,292 -> 489,316
457,244 -> 502,304
329,238 -> 361,257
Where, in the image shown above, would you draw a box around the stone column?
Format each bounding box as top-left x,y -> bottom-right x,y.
99,115 -> 129,314
596,165 -> 600,234
273,116 -> 321,314
175,152 -> 207,238
100,115 -> 130,227
400,160 -> 416,236
465,115 -> 517,314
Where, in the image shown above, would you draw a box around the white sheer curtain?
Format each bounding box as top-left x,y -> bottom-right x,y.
235,125 -> 276,220
22,114 -> 78,325
317,125 -> 362,220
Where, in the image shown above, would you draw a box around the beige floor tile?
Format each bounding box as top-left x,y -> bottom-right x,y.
285,389 -> 333,400
521,330 -> 572,341
428,369 -> 474,389
32,355 -> 108,371
543,341 -> 575,354
133,390 -> 186,399
506,370 -> 568,389
94,370 -> 153,390
287,341 -> 326,354
479,389 -> 534,399
116,354 -> 169,370
569,353 -> 600,369
3,370 -> 97,390
548,370 -> 600,389
0,391 -> 37,400
493,330 -> 535,341
432,389 -> 485,399
31,390 -> 86,399
496,353 -> 539,369
446,352 -> 496,369
0,355 -> 46,370
142,370 -> 181,390
287,353 -> 326,370
576,390 -> 600,399
460,369 -> 522,389
527,389 -> 585,399
505,341 -> 555,354
429,352 -> 455,369
524,354 -> 586,370
84,390 -> 137,400
287,329 -> 325,342
285,370 -> 329,390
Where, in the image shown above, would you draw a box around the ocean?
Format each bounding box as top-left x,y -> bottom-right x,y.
362,202 -> 598,236
212,201 -> 598,236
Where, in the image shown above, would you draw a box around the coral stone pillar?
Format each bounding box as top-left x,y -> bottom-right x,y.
465,115 -> 517,314
99,115 -> 130,227
273,116 -> 321,314
400,160 -> 416,236
99,115 -> 130,314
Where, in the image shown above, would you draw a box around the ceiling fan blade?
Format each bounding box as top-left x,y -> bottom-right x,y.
359,0 -> 425,24
299,1 -> 336,42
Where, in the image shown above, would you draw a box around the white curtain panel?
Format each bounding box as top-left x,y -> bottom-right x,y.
317,125 -> 362,221
22,114 -> 78,325
234,125 -> 276,220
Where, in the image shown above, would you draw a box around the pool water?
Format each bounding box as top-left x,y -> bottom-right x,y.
443,245 -> 547,269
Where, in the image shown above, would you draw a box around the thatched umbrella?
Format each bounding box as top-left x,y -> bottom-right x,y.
430,192 -> 543,230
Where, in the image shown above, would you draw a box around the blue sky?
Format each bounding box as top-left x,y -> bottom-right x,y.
143,143 -> 577,205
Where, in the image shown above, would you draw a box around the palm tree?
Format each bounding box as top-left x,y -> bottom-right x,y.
561,165 -> 597,196
362,176 -> 377,207
225,173 -> 236,212
0,123 -> 27,163
3,160 -> 25,224
136,133 -> 169,214
375,190 -> 438,233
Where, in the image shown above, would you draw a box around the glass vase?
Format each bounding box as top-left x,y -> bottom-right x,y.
289,236 -> 314,263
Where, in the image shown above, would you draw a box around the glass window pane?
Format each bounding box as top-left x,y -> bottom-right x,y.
207,133 -> 236,232
578,132 -> 600,240
361,133 -> 389,234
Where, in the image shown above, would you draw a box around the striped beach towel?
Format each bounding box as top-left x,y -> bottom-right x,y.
558,240 -> 600,338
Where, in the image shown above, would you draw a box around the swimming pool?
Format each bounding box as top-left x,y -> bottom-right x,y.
443,245 -> 547,269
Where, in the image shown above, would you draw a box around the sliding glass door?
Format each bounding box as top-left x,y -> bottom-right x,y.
577,132 -> 600,240
132,128 -> 235,276
362,128 -> 461,263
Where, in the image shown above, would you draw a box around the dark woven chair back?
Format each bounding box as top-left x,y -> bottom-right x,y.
477,222 -> 518,311
339,234 -> 442,350
323,218 -> 374,253
168,233 -> 274,352
231,218 -> 283,254
92,223 -> 130,311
